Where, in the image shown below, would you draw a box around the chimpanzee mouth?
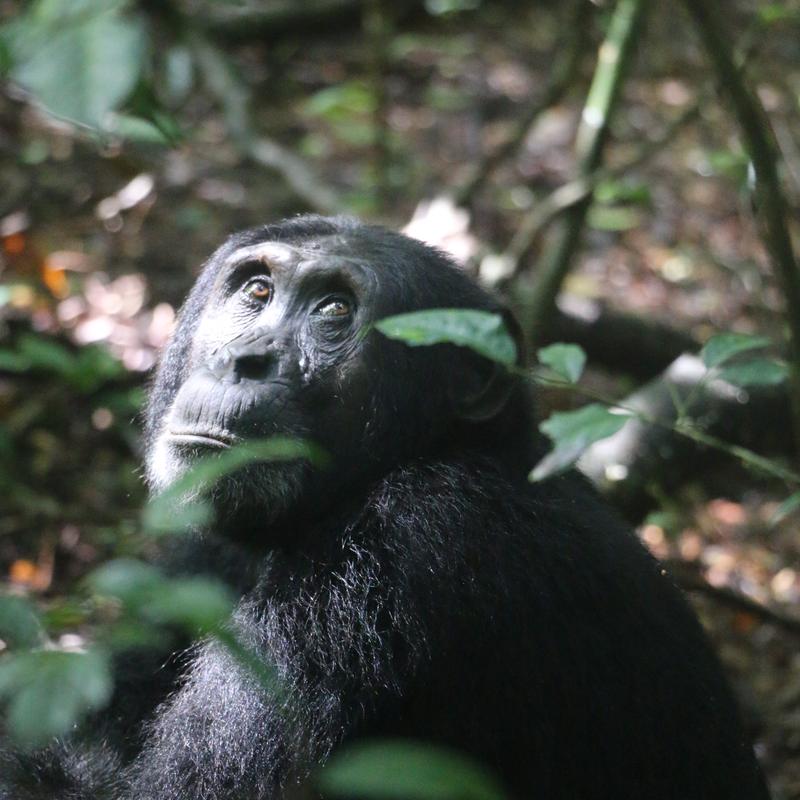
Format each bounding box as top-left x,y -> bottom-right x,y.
167,430 -> 237,449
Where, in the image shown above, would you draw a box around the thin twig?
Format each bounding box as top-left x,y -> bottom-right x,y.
667,560 -> 800,637
453,0 -> 592,208
188,32 -> 341,215
500,103 -> 700,279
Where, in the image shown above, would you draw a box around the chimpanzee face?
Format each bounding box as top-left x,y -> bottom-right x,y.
145,219 -> 516,542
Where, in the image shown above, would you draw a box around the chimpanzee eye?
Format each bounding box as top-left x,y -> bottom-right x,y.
244,278 -> 271,301
315,297 -> 353,317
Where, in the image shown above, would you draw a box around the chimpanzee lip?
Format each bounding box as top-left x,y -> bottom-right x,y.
167,429 -> 236,449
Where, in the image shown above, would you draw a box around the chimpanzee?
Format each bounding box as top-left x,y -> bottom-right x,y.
1,215 -> 770,800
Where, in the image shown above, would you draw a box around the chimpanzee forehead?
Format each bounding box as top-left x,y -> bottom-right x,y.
222,235 -> 378,279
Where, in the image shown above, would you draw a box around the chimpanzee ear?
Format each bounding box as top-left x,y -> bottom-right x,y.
453,308 -> 525,422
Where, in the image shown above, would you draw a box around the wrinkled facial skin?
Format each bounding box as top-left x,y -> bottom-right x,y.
147,239 -> 382,538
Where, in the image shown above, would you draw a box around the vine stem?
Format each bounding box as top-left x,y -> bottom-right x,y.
533,372 -> 800,486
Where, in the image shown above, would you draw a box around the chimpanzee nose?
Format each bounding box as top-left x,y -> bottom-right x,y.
207,339 -> 278,383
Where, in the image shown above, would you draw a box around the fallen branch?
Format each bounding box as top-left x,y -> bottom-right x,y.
668,559 -> 800,637
548,297 -> 699,380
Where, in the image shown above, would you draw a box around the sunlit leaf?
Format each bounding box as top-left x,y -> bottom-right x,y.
700,333 -> 771,369
305,81 -> 376,121
706,149 -> 749,187
759,4 -> 800,23
594,178 -> 651,206
531,404 -> 631,481
537,343 -> 586,384
718,359 -> 788,387
376,309 -> 517,366
320,740 -> 509,800
587,205 -> 642,231
0,649 -> 112,746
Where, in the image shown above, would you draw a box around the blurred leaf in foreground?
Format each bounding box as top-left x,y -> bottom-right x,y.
319,740 -> 509,800
142,437 -> 327,535
0,649 -> 112,747
4,0 -> 146,129
0,595 -> 42,649
88,559 -> 234,635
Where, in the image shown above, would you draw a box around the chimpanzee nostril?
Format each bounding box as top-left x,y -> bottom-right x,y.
234,353 -> 276,382
206,348 -> 277,383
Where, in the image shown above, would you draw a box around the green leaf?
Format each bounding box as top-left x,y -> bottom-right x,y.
0,350 -> 32,372
759,4 -> 800,23
305,81 -> 376,121
141,578 -> 234,633
700,333 -> 771,369
143,437 -> 327,534
141,498 -> 213,536
0,595 -> 42,649
87,558 -> 162,601
88,560 -> 233,635
375,309 -> 517,366
771,492 -> 800,525
106,113 -> 172,144
706,149 -> 749,186
587,205 -> 642,231
9,3 -> 146,128
71,344 -> 125,392
537,343 -> 586,384
0,649 -> 112,746
531,404 -> 631,481
718,359 -> 788,387
319,740 -> 508,800
18,334 -> 77,373
594,178 -> 651,206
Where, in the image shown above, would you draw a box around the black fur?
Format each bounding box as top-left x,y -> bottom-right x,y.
1,216 -> 770,799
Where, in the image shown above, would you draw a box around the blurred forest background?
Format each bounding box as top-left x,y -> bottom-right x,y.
1,0 -> 800,796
